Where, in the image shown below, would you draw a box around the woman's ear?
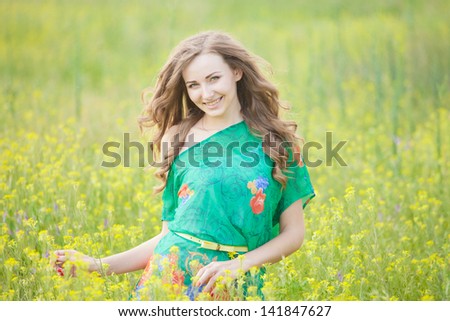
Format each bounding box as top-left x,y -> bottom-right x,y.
234,68 -> 243,82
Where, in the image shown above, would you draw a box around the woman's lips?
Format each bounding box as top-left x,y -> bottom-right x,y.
203,96 -> 223,108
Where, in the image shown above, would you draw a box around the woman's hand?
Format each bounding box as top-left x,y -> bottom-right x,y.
194,258 -> 246,293
52,250 -> 99,276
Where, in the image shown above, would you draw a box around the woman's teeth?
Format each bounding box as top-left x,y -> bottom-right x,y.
204,97 -> 222,106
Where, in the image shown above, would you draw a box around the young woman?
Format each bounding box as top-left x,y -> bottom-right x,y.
54,31 -> 315,300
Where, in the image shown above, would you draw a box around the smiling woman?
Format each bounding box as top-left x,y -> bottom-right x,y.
53,31 -> 315,300
182,53 -> 243,125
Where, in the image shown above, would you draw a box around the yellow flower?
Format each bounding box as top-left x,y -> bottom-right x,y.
5,257 -> 19,268
76,200 -> 86,211
169,245 -> 179,254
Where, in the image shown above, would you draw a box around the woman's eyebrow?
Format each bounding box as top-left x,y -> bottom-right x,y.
185,72 -> 221,84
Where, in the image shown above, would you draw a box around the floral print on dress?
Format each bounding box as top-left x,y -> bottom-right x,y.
178,183 -> 194,205
247,176 -> 269,214
133,249 -> 185,300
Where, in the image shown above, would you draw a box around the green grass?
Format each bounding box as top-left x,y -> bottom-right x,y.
0,0 -> 448,300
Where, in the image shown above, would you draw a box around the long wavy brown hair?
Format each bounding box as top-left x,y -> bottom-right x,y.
138,31 -> 303,193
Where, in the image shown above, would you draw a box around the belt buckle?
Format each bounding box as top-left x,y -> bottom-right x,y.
201,240 -> 221,251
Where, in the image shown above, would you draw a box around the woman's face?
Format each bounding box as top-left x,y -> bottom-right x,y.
182,53 -> 242,122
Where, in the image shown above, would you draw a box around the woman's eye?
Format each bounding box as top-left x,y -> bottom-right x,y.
188,83 -> 198,89
210,76 -> 220,81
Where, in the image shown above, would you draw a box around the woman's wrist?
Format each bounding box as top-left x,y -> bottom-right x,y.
239,254 -> 257,272
89,258 -> 102,273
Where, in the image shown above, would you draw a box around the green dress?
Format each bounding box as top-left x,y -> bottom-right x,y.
135,120 -> 315,299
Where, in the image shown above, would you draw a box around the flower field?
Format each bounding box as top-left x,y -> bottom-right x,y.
0,0 -> 448,300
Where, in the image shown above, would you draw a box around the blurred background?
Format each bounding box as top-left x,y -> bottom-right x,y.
0,0 -> 448,300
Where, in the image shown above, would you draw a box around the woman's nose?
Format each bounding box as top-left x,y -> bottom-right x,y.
201,85 -> 213,99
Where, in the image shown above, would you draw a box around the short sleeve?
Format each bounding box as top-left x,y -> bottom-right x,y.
273,155 -> 315,227
161,169 -> 177,221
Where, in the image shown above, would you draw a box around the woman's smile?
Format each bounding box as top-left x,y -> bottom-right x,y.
203,96 -> 223,108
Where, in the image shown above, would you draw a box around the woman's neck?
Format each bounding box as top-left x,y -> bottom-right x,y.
201,112 -> 243,131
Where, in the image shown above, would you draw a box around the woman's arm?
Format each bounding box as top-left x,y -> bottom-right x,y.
54,221 -> 169,275
54,130 -> 177,276
195,199 -> 305,292
94,221 -> 170,274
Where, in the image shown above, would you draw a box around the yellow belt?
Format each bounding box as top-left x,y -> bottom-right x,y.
174,232 -> 248,253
